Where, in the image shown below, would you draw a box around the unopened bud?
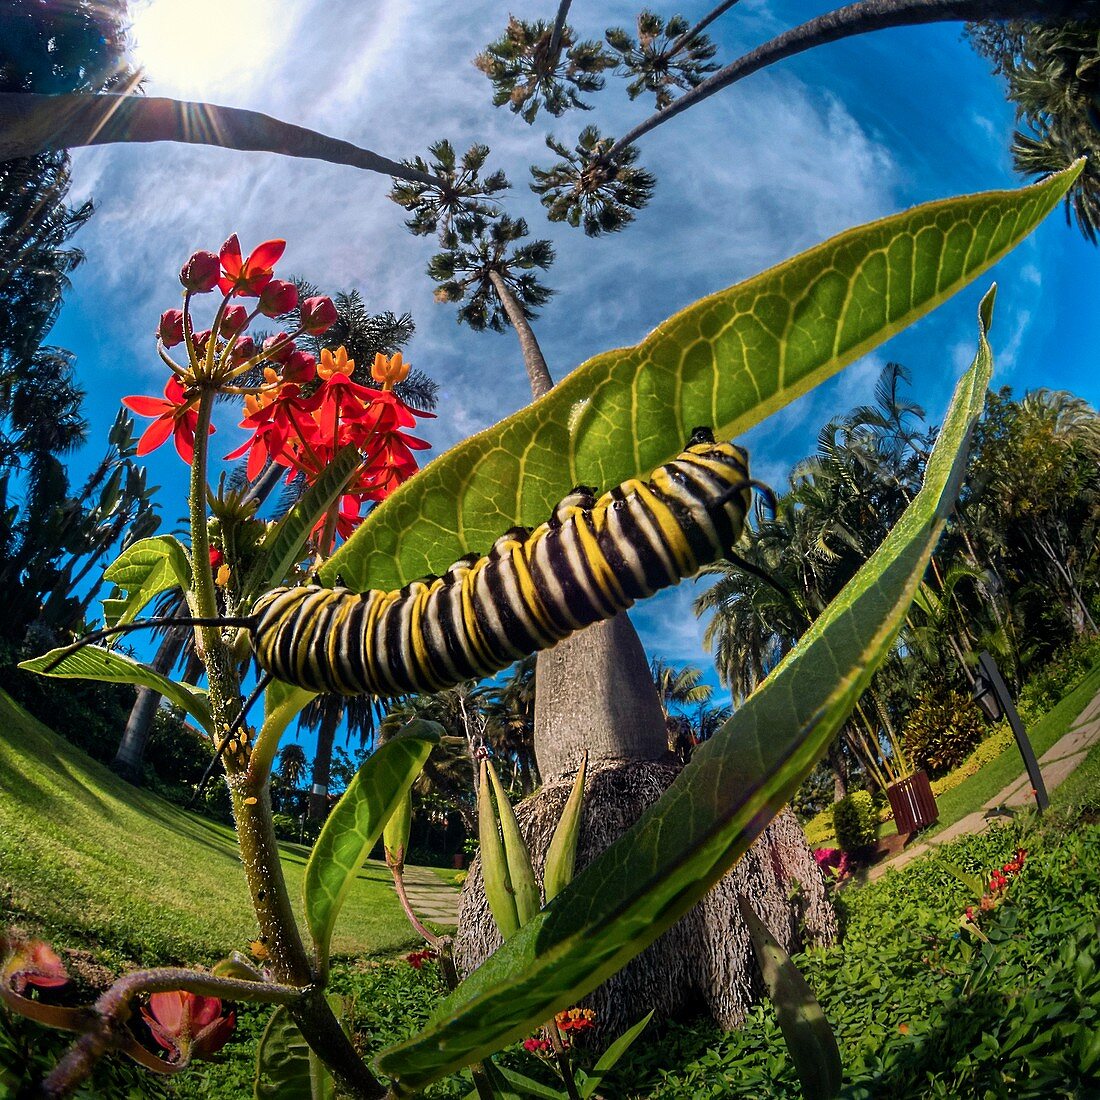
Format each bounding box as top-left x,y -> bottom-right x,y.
179,250 -> 220,293
300,295 -> 337,335
258,278 -> 298,318
158,308 -> 184,348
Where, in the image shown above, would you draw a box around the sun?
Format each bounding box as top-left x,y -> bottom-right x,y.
128,0 -> 276,94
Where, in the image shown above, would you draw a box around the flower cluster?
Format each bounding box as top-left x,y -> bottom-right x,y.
1,933 -> 69,994
141,990 -> 235,1064
963,847 -> 1028,925
123,235 -> 431,547
522,1036 -> 552,1056
405,948 -> 438,970
813,847 -> 851,881
555,1006 -> 596,1033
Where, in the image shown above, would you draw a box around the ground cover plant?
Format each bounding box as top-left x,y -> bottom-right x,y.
3,2 -> 1100,1098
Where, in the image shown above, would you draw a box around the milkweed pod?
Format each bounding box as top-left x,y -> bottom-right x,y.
384,790 -> 413,873
543,751 -> 588,903
478,758 -> 519,938
486,759 -> 541,928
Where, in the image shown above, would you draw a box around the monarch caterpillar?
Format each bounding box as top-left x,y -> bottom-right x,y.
249,427 -> 754,696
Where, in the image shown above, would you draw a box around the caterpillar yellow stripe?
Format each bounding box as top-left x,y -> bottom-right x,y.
250,428 -> 753,697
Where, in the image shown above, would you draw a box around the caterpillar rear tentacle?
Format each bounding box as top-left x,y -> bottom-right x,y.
250,429 -> 755,697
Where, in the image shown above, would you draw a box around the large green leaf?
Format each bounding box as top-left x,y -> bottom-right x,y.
241,447 -> 363,601
738,896 -> 841,1100
19,646 -> 212,733
102,535 -> 191,626
304,720 -> 440,973
254,998 -> 347,1100
376,290 -> 996,1092
323,168 -> 1077,593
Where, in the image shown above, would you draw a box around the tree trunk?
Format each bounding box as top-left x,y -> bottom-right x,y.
456,287 -> 835,1038
308,704 -> 342,821
486,269 -> 554,400
455,761 -> 837,1037
112,628 -> 187,782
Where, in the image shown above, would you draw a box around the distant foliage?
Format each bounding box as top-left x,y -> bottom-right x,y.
1017,635 -> 1100,724
902,690 -> 989,777
832,790 -> 878,852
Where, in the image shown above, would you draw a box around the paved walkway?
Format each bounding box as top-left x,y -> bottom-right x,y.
397,864 -> 461,926
868,688 -> 1100,880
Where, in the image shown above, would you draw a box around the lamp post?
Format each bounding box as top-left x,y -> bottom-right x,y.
972,650 -> 1049,813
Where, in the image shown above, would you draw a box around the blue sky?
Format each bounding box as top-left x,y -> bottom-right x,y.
46,0 -> 1100,722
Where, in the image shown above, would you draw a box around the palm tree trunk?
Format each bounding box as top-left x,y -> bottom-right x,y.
486,269 -> 555,400
669,0 -> 743,57
548,0 -> 573,58
607,0 -> 1093,159
308,704 -> 343,821
112,628 -> 187,782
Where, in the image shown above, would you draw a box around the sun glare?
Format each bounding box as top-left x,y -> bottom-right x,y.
129,0 -> 276,94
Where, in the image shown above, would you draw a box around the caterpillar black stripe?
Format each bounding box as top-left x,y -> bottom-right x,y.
250,428 -> 754,697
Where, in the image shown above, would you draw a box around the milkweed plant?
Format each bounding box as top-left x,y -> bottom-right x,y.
0,128 -> 1084,1100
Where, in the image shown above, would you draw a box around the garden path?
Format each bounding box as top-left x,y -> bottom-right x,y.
396,865 -> 461,927
867,690 -> 1100,880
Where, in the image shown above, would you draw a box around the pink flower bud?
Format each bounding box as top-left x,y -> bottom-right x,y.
221,305 -> 249,337
263,332 -> 296,363
179,250 -> 220,293
192,328 -> 212,357
1,935 -> 69,994
231,335 -> 257,365
141,991 -> 235,1064
258,278 -> 298,318
158,309 -> 184,348
300,295 -> 337,335
283,350 -> 317,384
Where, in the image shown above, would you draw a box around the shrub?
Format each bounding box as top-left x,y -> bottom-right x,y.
902,689 -> 988,776
1017,635 -> 1100,724
832,790 -> 878,851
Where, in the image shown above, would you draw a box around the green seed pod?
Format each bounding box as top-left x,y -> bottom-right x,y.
486,759 -> 540,928
478,758 -> 519,938
383,791 -> 412,873
543,751 -> 588,902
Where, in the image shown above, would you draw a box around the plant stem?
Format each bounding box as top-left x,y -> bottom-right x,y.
608,0 -> 1096,160
547,1025 -> 582,1100
391,866 -> 442,947
487,269 -> 555,399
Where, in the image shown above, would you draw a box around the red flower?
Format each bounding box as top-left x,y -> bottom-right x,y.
262,332 -> 296,363
179,250 -> 220,293
258,278 -> 298,318
141,991 -> 235,1064
158,309 -> 184,348
555,1007 -> 596,1033
1,935 -> 69,994
217,235 -> 285,297
523,1037 -> 552,1055
221,304 -> 249,337
282,350 -> 317,385
300,295 -> 337,334
123,376 -> 213,463
231,335 -> 257,365
405,948 -> 437,970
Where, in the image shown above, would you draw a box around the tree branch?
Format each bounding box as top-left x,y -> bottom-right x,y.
608,0 -> 1099,159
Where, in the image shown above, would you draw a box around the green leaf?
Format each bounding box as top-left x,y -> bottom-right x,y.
19,646 -> 212,733
249,680 -> 317,783
324,169 -> 1077,593
940,860 -> 985,899
375,289 -> 996,1091
304,720 -> 440,972
487,759 -> 540,927
543,752 -> 587,903
383,791 -> 413,870
102,535 -> 191,627
577,1010 -> 655,1100
492,1064 -> 565,1099
254,998 -> 347,1100
479,759 -> 519,939
241,447 -> 363,601
738,896 -> 841,1100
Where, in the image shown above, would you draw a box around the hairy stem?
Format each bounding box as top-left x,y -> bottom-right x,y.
608,0 -> 1097,159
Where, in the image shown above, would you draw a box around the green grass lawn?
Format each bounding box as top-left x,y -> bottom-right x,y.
922,659 -> 1100,837
0,688 -> 449,968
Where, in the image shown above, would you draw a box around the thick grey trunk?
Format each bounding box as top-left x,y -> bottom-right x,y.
534,613 -> 670,780
455,761 -> 837,1036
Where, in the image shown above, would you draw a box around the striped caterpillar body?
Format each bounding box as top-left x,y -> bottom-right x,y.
250,428 -> 753,696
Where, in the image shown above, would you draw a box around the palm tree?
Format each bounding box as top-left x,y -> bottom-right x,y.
475,14 -> 615,124
428,213 -> 556,397
650,657 -> 713,760
968,17 -> 1100,242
